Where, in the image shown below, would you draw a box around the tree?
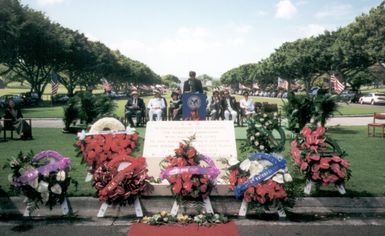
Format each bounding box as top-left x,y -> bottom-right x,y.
162,74 -> 180,88
0,4 -> 69,99
197,74 -> 213,86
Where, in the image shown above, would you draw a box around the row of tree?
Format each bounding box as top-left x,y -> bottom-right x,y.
221,1 -> 385,93
0,0 -> 161,99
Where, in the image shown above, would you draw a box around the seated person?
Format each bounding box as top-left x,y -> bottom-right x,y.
174,87 -> 182,99
125,90 -> 145,127
239,91 -> 255,118
169,92 -> 182,120
3,99 -> 32,139
207,90 -> 222,120
147,90 -> 166,121
221,89 -> 238,121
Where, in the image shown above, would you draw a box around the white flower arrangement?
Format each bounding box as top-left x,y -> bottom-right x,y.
89,117 -> 125,133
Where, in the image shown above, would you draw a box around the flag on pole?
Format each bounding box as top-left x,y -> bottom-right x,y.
330,74 -> 345,94
101,78 -> 112,92
50,72 -> 59,96
277,77 -> 288,90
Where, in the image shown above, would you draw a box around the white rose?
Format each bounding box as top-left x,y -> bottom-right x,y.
37,181 -> 49,193
50,184 -> 62,195
254,123 -> 261,128
249,161 -> 264,177
56,170 -> 66,181
254,141 -> 259,146
272,173 -> 284,184
263,114 -> 268,118
255,132 -> 260,137
259,145 -> 265,150
228,158 -> 240,166
240,159 -> 251,171
259,118 -> 264,122
284,173 -> 293,182
273,112 -> 278,117
250,136 -> 255,141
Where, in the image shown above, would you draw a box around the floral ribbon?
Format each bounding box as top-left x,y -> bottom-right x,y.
77,127 -> 137,140
234,152 -> 286,198
12,150 -> 71,187
98,157 -> 146,198
159,154 -> 220,181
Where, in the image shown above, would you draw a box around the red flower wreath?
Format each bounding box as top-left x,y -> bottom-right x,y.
75,132 -> 139,170
160,138 -> 216,201
227,158 -> 291,207
291,126 -> 351,187
93,155 -> 152,205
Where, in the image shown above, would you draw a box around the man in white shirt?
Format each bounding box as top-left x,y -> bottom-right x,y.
240,91 -> 255,118
147,90 -> 166,121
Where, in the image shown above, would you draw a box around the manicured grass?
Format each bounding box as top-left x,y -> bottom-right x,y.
336,103 -> 385,116
22,106 -> 64,118
0,126 -> 384,197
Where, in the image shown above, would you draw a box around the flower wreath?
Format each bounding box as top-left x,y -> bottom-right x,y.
93,155 -> 152,205
75,128 -> 139,171
244,112 -> 285,153
142,211 -> 229,226
226,153 -> 293,209
6,151 -> 76,215
291,126 -> 351,190
89,117 -> 125,133
160,137 -> 220,201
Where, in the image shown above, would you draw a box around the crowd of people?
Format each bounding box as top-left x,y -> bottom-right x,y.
124,71 -> 257,127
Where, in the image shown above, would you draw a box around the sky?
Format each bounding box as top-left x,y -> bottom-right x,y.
21,0 -> 382,78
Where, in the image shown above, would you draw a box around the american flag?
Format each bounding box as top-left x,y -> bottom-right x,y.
101,78 -> 112,92
277,77 -> 288,90
330,74 -> 345,94
50,72 -> 59,96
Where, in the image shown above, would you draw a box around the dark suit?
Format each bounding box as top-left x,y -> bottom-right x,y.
221,96 -> 238,120
183,79 -> 203,94
125,97 -> 145,126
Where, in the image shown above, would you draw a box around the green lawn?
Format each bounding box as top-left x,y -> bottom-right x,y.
0,126 -> 384,197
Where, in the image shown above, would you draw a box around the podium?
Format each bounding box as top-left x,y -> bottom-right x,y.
182,93 -> 207,120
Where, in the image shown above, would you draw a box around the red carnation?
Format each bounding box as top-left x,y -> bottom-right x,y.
187,149 -> 196,159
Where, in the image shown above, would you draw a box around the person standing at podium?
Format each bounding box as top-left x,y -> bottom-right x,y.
183,71 -> 203,94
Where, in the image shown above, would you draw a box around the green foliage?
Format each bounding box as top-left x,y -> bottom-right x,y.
62,92 -> 116,130
220,2 -> 385,92
283,92 -> 338,133
0,0 -> 161,97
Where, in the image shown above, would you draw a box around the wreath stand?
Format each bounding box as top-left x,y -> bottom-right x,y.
96,162 -> 144,218
170,197 -> 214,216
304,179 -> 346,195
237,200 -> 287,219
302,139 -> 347,196
23,197 -> 71,217
97,197 -> 143,218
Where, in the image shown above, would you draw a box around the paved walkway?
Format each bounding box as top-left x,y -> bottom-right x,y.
30,117 -> 373,128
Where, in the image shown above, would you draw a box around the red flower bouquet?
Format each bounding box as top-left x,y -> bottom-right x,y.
93,155 -> 152,205
75,131 -> 139,171
160,137 -> 219,201
226,153 -> 292,209
291,126 -> 351,191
